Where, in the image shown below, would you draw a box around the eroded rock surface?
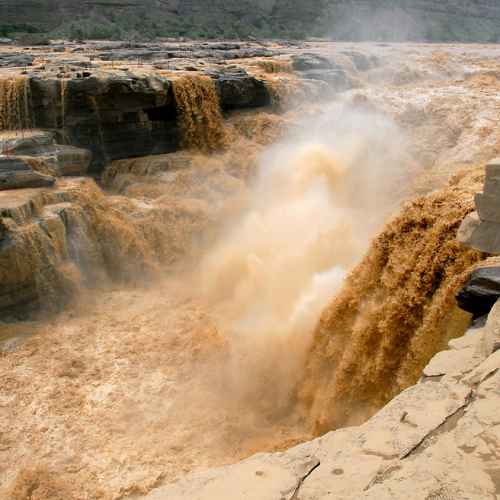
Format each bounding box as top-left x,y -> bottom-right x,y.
458,158 -> 500,254
457,266 -> 500,319
143,301 -> 500,500
0,156 -> 55,190
0,131 -> 91,180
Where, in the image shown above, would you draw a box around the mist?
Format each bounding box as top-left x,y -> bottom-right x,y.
197,100 -> 413,415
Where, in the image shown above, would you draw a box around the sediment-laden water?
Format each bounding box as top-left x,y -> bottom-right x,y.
1,44 -> 497,499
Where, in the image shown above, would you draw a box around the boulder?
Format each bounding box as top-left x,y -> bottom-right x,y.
0,157 -> 55,190
209,69 -> 271,110
291,53 -> 334,71
457,211 -> 481,243
482,158 -> 500,196
457,159 -> 500,253
456,266 -> 500,318
458,218 -> 500,254
475,192 -> 500,223
298,69 -> 353,92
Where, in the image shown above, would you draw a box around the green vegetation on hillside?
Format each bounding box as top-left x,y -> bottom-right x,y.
1,0 -> 499,42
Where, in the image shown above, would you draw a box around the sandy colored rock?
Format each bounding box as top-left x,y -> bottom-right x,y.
460,219 -> 500,254
475,192 -> 500,223
143,302 -> 500,500
457,211 -> 481,244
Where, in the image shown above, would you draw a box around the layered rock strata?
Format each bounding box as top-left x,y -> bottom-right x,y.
458,158 -> 500,254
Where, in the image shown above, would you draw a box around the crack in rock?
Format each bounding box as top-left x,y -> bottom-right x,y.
399,390 -> 475,460
287,458 -> 321,500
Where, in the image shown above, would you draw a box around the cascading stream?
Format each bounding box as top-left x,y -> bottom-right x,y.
0,53 -> 492,500
172,74 -> 227,152
299,169 -> 485,433
0,77 -> 33,132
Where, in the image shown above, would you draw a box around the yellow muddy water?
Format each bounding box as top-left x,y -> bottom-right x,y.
299,168 -> 485,433
2,46 -> 496,499
172,74 -> 227,152
0,77 -> 32,132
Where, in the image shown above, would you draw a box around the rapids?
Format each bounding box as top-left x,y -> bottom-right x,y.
2,44 -> 498,499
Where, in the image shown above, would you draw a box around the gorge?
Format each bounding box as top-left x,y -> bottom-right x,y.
0,37 -> 500,500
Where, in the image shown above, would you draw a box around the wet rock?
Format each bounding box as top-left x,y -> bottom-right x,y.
0,187 -> 48,223
0,131 -> 55,155
98,49 -> 160,62
0,132 -> 91,177
457,266 -> 500,318
30,73 -> 179,173
209,69 -> 271,110
298,69 -> 353,91
47,145 -> 91,176
0,157 -> 55,190
0,53 -> 34,67
0,179 -> 94,313
291,53 -> 334,71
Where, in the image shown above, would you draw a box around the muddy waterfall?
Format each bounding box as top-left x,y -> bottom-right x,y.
1,42 -> 498,499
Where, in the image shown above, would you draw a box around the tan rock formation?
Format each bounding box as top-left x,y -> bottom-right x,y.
143,300 -> 500,500
458,158 -> 500,254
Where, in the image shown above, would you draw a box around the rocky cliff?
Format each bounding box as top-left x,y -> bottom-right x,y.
1,0 -> 499,41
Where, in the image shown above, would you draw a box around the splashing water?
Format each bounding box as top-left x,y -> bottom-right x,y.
299,168 -> 485,434
198,103 -> 414,416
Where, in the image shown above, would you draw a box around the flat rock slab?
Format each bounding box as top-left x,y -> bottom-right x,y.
32,145 -> 92,176
0,130 -> 55,155
0,177 -> 86,222
0,156 -> 55,191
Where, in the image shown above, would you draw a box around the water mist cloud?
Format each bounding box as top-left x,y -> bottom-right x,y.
198,100 -> 413,414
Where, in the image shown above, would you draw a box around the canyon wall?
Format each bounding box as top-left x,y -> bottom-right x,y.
0,70 -> 273,172
1,0 -> 500,41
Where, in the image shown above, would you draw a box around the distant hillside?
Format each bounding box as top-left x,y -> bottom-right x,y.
1,0 -> 499,42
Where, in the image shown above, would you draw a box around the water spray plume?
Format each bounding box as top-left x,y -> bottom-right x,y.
197,104 -> 414,417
